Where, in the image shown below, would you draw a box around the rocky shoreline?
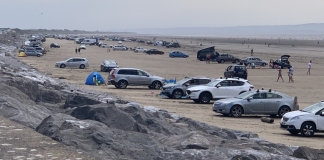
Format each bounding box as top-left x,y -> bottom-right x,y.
0,35 -> 323,160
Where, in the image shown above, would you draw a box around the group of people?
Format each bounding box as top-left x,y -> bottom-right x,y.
75,48 -> 81,54
276,60 -> 312,83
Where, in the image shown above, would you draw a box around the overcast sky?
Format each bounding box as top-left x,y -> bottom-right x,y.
1,0 -> 323,31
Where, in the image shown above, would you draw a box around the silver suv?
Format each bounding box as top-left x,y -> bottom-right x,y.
108,68 -> 165,89
161,77 -> 212,99
243,57 -> 268,66
55,57 -> 89,69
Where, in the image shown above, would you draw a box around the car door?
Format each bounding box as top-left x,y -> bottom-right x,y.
245,93 -> 266,114
317,109 -> 324,130
255,58 -> 262,66
65,58 -> 74,67
224,66 -> 233,77
263,93 -> 282,113
213,80 -> 229,99
227,80 -> 244,97
227,55 -> 233,62
137,70 -> 151,85
124,69 -> 139,84
72,58 -> 82,68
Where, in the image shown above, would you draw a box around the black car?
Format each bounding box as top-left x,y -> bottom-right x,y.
50,43 -> 60,48
100,60 -> 119,72
271,55 -> 291,69
166,42 -> 180,48
146,49 -> 164,55
216,53 -> 241,63
196,46 -> 219,61
224,65 -> 248,79
147,41 -> 154,45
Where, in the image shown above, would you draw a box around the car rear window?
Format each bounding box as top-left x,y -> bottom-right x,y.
234,66 -> 246,71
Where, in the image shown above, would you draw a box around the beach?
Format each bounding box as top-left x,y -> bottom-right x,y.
18,36 -> 324,149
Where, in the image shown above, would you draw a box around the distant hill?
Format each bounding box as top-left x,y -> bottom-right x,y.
125,23 -> 324,37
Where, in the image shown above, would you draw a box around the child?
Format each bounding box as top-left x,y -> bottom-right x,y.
276,66 -> 284,82
288,67 -> 294,83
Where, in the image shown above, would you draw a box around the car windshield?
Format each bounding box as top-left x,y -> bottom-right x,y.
105,61 -> 116,65
235,91 -> 254,99
176,78 -> 190,85
302,102 -> 324,113
205,80 -> 221,87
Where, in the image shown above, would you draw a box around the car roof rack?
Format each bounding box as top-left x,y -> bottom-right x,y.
256,89 -> 259,92
261,88 -> 264,90
220,77 -> 222,79
269,89 -> 272,92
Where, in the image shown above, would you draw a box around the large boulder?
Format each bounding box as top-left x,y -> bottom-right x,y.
63,94 -> 102,109
293,146 -> 324,160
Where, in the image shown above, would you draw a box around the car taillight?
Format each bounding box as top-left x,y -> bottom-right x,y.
250,85 -> 254,89
111,69 -> 115,78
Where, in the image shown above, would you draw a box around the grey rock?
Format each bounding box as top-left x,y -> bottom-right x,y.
63,94 -> 102,109
293,146 -> 324,160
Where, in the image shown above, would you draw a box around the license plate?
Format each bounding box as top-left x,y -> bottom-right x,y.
238,72 -> 243,74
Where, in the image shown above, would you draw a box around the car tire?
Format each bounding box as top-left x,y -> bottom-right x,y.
230,105 -> 243,117
118,80 -> 128,89
235,59 -> 239,63
220,59 -> 225,63
261,63 -> 266,66
60,64 -> 66,68
135,50 -> 138,53
289,130 -> 300,135
183,56 -> 186,58
278,106 -> 291,118
300,122 -> 315,137
152,81 -> 162,89
171,55 -> 175,58
79,64 -> 85,69
114,84 -> 121,89
199,92 -> 211,104
172,90 -> 183,99
193,99 -> 200,103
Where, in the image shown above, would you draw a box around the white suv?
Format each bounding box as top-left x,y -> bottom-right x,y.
134,47 -> 147,53
280,101 -> 324,137
186,78 -> 254,104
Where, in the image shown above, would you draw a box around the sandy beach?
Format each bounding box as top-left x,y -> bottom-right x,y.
18,36 -> 324,149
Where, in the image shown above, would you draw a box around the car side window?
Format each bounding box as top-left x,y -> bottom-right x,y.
198,79 -> 210,84
189,79 -> 198,85
73,59 -> 81,62
229,80 -> 244,86
252,93 -> 266,99
266,93 -> 282,99
129,70 -> 139,75
218,80 -> 229,87
118,70 -> 127,75
67,59 -> 73,62
137,70 -> 147,76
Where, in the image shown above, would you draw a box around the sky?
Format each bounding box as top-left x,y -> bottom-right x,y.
0,0 -> 323,31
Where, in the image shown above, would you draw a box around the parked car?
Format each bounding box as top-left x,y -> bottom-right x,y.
34,47 -> 46,54
108,68 -> 165,89
24,50 -> 43,57
224,65 -> 248,79
100,44 -> 109,48
280,101 -> 324,137
197,46 -> 219,61
55,57 -> 89,69
161,77 -> 212,99
50,43 -> 60,48
100,60 -> 119,72
166,42 -> 180,48
213,89 -> 298,117
79,44 -> 86,50
216,53 -> 241,63
186,78 -> 254,104
147,41 -> 154,45
243,57 -> 268,66
146,49 -> 164,55
169,51 -> 189,58
134,47 -> 147,53
113,45 -> 127,51
271,55 -> 291,69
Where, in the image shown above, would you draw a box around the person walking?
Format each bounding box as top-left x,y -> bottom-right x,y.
75,48 -> 78,54
276,66 -> 284,82
107,48 -> 110,52
78,48 -> 81,53
251,49 -> 253,56
206,53 -> 211,64
288,66 -> 294,83
307,60 -> 312,75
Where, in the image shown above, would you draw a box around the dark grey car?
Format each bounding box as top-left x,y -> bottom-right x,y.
160,77 -> 212,99
243,57 -> 268,66
216,53 -> 241,63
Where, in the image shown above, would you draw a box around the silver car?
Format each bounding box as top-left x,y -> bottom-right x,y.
160,77 -> 212,99
243,57 -> 268,66
213,89 -> 298,117
108,68 -> 165,89
24,50 -> 43,57
55,57 -> 89,69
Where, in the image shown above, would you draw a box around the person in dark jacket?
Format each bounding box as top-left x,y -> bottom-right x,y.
75,48 -> 78,54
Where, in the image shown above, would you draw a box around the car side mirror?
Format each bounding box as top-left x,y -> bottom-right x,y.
321,112 -> 324,116
216,84 -> 220,88
247,97 -> 253,101
146,75 -> 149,77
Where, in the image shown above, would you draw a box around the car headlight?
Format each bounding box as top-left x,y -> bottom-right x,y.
290,116 -> 303,121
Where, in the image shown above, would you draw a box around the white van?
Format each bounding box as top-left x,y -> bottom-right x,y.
81,39 -> 97,44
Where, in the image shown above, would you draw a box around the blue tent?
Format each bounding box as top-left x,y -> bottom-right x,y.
85,72 -> 106,85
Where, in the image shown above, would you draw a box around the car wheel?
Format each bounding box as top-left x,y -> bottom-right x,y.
171,55 -> 175,58
114,84 -> 121,89
79,64 -> 85,69
230,105 -> 243,117
60,64 -> 66,68
289,130 -> 300,135
37,54 -> 41,57
172,90 -> 183,99
220,59 -> 225,63
199,92 -> 211,104
261,63 -> 266,66
135,50 -> 138,53
300,122 -> 315,137
152,81 -> 162,89
235,59 -> 239,63
58,46 -> 60,48
118,80 -> 128,89
193,99 -> 200,103
278,106 -> 291,118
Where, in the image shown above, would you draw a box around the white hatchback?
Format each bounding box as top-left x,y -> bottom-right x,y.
186,78 -> 254,104
280,101 -> 324,137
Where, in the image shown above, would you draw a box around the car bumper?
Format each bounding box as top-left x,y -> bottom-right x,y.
212,104 -> 230,114
187,92 -> 199,99
108,80 -> 116,85
160,91 -> 171,96
280,120 -> 300,131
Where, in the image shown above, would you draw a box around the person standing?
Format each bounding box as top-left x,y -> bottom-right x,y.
288,66 -> 294,83
75,48 -> 78,54
307,61 -> 312,75
251,49 -> 253,56
206,53 -> 211,64
276,66 -> 284,82
78,48 -> 81,53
